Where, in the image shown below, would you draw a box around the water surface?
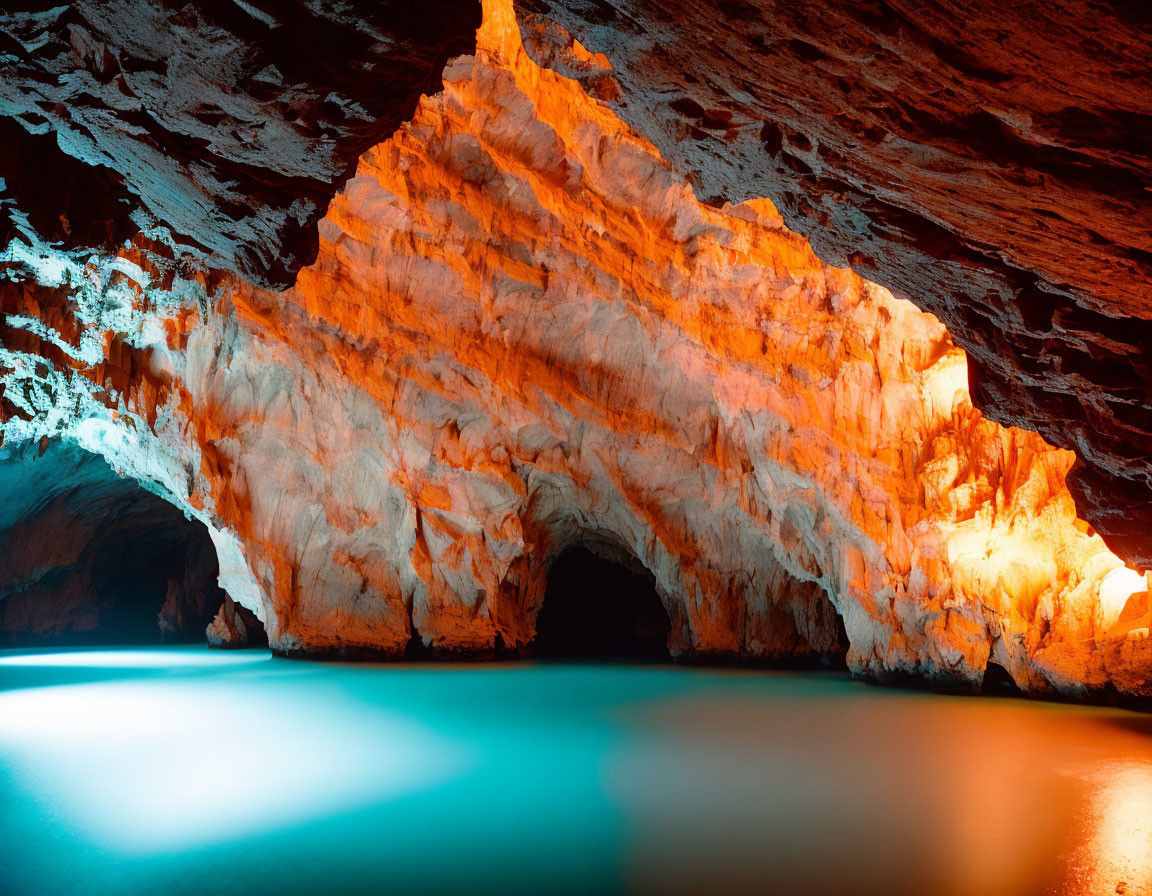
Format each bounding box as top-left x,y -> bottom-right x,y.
1,646 -> 1149,895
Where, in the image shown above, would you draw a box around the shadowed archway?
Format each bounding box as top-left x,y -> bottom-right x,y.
532,546 -> 671,660
0,439 -> 236,646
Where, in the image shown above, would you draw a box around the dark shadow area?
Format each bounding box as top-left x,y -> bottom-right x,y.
0,439 -> 227,646
981,660 -> 1025,698
832,612 -> 851,665
0,116 -> 137,252
532,546 -> 670,661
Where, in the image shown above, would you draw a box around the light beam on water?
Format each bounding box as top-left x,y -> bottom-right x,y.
1,645 -> 1150,896
0,650 -> 473,853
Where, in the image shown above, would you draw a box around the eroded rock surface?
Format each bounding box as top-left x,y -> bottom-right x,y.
1,0 -> 1149,700
0,0 -> 480,286
512,0 -> 1152,566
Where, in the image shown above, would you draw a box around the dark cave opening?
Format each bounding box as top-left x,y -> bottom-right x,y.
532,546 -> 671,661
79,512 -> 225,645
0,439 -> 237,647
981,660 -> 1024,697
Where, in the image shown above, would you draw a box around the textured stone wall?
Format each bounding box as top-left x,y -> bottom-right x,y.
2,0 -> 1148,698
0,0 -> 1148,700
0,0 -> 480,286
511,0 -> 1152,566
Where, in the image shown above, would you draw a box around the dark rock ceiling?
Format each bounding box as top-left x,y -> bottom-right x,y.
0,0 -> 481,287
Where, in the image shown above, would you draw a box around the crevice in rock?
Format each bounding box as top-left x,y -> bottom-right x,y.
532,546 -> 671,661
0,117 -> 136,253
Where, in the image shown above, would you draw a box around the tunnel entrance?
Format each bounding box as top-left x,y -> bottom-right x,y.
981,661 -> 1024,697
0,439 -> 245,647
532,546 -> 671,661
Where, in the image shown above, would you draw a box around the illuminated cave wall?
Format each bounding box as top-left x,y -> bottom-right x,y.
0,0 -> 1149,698
510,0 -> 1152,567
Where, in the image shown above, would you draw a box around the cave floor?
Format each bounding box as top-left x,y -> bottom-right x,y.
0,647 -> 1149,896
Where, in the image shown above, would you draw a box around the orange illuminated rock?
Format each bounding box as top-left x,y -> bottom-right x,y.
1,0 -> 1148,699
510,0 -> 1152,567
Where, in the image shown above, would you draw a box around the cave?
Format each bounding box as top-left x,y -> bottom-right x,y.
2,0 -> 1151,894
980,661 -> 1025,698
0,439 -> 231,646
532,546 -> 671,660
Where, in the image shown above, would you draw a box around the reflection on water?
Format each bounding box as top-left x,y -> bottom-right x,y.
0,646 -> 1149,896
1068,761 -> 1152,896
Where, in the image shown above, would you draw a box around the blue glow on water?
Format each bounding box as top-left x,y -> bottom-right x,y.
0,648 -> 272,668
0,676 -> 472,852
1,646 -> 1150,896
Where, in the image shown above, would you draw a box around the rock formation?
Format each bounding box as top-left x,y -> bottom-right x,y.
511,0 -> 1152,566
206,592 -> 267,649
0,0 -> 480,286
0,0 -> 1149,701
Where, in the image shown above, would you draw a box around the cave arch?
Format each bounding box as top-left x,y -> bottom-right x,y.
0,439 -> 241,646
532,544 -> 672,661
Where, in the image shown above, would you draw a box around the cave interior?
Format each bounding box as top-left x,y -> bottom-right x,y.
1,1 -> 1151,894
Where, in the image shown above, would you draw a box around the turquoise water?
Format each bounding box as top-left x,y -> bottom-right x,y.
1,647 -> 1150,896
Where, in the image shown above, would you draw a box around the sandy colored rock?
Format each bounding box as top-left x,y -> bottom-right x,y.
206,593 -> 266,649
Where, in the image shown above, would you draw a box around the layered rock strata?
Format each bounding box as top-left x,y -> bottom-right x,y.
511,0 -> 1152,565
0,0 -> 480,286
0,0 -> 1149,700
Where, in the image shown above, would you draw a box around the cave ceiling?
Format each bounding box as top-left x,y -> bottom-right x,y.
0,0 -> 480,286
